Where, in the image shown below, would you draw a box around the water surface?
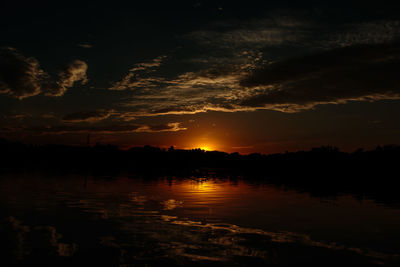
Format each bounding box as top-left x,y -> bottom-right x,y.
1,173 -> 399,266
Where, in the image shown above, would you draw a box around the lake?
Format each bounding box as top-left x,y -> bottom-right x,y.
1,173 -> 399,266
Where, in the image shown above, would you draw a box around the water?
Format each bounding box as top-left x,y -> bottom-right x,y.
1,173 -> 399,266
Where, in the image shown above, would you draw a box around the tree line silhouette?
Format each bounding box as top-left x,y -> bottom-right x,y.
1,138 -> 400,207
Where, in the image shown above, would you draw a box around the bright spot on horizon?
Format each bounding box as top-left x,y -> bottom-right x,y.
192,143 -> 215,151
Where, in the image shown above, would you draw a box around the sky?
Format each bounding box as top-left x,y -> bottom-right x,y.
1,0 -> 400,154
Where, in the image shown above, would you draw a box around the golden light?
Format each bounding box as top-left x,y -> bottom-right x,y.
188,137 -> 220,151
178,179 -> 224,199
193,143 -> 215,151
199,145 -> 212,151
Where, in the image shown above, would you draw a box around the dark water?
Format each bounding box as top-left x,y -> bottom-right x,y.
1,173 -> 400,266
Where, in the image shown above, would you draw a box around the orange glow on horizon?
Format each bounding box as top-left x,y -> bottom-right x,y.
198,146 -> 213,151
191,143 -> 216,151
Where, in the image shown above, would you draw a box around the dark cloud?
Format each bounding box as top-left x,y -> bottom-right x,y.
62,110 -> 140,122
0,48 -> 44,98
62,110 -> 112,122
147,123 -> 183,132
0,48 -> 87,99
109,56 -> 166,91
2,113 -> 32,121
78,43 -> 92,48
38,124 -> 142,134
238,41 -> 400,112
111,17 -> 400,116
52,60 -> 88,96
2,122 -> 187,135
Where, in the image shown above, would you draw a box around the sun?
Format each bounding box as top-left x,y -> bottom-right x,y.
199,145 -> 212,151
192,143 -> 214,151
190,138 -> 218,151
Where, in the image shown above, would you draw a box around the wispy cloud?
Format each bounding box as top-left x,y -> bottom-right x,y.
327,20 -> 400,48
106,16 -> 400,117
109,56 -> 262,117
62,110 -> 113,122
78,43 -> 93,48
109,56 -> 166,91
238,41 -> 400,112
0,122 -> 187,135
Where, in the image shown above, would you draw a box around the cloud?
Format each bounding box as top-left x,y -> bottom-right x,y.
186,16 -> 307,50
78,43 -> 92,48
0,48 -> 88,99
109,56 -> 166,91
238,41 -> 400,112
116,41 -> 400,115
138,122 -> 187,132
327,20 -> 400,48
188,27 -> 300,50
62,110 -> 140,122
2,113 -> 32,121
62,110 -> 112,122
107,16 -> 400,117
0,48 -> 44,98
3,122 -> 187,135
107,15 -> 309,115
130,55 -> 166,72
57,60 -> 88,91
111,61 -> 257,116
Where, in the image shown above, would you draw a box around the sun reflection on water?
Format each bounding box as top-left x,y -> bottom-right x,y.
1,175 -> 400,265
179,179 -> 224,195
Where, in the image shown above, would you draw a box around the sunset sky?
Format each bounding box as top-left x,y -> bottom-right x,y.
1,0 -> 400,154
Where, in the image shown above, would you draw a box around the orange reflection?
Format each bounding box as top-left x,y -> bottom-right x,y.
188,179 -> 219,193
172,179 -> 234,205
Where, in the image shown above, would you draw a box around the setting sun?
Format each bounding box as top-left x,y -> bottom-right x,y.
192,143 -> 215,151
199,146 -> 212,151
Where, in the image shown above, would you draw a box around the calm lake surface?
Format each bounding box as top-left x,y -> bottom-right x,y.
1,173 -> 399,266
